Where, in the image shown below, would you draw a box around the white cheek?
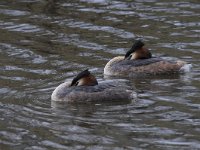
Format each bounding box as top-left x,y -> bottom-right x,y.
77,79 -> 84,86
131,53 -> 136,60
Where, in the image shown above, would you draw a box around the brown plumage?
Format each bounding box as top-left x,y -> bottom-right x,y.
104,41 -> 189,76
125,40 -> 152,60
70,69 -> 98,86
51,70 -> 136,103
131,47 -> 152,60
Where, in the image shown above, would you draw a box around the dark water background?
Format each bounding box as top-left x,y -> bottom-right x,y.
0,0 -> 200,149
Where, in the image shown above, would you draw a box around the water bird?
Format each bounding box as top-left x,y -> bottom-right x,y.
51,69 -> 136,103
104,40 -> 191,77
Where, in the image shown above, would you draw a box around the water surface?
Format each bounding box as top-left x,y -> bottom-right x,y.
0,0 -> 200,149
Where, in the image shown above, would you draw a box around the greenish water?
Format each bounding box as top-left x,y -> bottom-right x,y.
0,0 -> 200,149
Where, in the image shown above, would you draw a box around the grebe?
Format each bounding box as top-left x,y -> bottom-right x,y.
104,40 -> 191,76
51,69 -> 136,103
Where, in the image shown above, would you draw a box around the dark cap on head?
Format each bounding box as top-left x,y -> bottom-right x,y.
71,69 -> 90,86
125,40 -> 145,59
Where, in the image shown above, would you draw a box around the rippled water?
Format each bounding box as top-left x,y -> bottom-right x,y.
0,0 -> 200,149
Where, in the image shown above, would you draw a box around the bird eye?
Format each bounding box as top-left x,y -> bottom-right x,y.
75,82 -> 79,86
125,55 -> 132,60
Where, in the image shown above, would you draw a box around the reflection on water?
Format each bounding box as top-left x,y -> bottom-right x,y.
0,0 -> 200,149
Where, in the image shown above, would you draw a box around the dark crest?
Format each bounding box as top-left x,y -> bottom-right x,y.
71,69 -> 90,86
125,40 -> 144,59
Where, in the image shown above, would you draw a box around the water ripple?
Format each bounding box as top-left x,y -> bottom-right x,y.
0,8 -> 30,16
58,19 -> 135,39
0,0 -> 200,150
0,43 -> 48,64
